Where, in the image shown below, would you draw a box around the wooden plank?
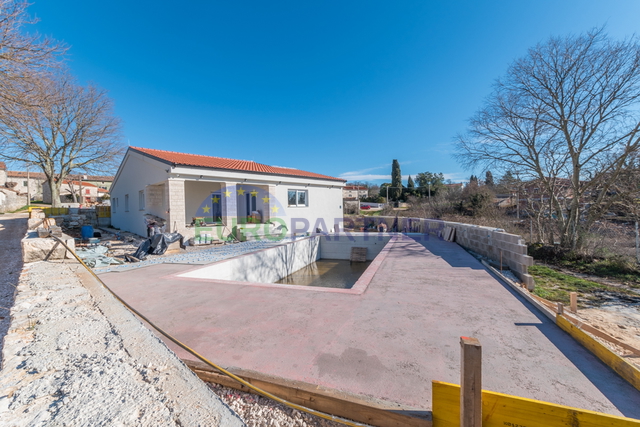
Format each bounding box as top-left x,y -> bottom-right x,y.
556,315 -> 640,391
184,360 -> 431,427
432,381 -> 640,427
561,312 -> 640,357
460,337 -> 481,427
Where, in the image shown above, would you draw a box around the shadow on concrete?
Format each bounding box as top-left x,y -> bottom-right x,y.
492,270 -> 640,418
0,214 -> 27,369
403,234 -> 486,270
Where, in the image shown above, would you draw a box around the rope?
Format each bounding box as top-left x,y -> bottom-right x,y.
50,235 -> 370,427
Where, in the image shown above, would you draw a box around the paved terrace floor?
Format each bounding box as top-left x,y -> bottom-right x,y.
99,234 -> 640,417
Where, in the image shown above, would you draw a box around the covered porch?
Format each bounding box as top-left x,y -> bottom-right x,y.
147,178 -> 283,242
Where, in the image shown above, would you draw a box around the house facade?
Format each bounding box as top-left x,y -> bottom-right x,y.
342,185 -> 368,200
0,162 -> 28,213
5,170 -> 45,201
110,147 -> 346,240
43,180 -> 107,204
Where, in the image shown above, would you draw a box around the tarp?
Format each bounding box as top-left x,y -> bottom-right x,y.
76,245 -> 124,268
132,232 -> 183,261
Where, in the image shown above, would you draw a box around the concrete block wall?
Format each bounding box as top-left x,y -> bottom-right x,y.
319,233 -> 392,261
372,216 -> 534,289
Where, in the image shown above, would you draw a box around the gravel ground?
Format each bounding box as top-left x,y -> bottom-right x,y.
0,260 -> 245,426
206,382 -> 361,427
0,213 -> 28,368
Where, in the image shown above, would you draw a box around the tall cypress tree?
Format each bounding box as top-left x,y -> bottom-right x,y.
407,175 -> 415,189
391,159 -> 402,200
485,171 -> 494,187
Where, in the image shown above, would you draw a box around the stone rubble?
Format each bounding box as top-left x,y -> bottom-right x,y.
207,383 -> 361,427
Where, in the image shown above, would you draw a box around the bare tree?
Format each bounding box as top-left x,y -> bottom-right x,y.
0,72 -> 124,206
0,0 -> 65,104
456,29 -> 640,250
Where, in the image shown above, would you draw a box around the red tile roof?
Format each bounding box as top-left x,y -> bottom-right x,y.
6,171 -> 113,181
130,147 -> 346,182
7,171 -> 46,179
62,180 -> 98,187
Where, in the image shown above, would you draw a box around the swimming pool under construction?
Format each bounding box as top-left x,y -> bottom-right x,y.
98,233 -> 640,418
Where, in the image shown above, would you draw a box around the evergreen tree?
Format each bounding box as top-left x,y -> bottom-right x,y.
391,159 -> 402,200
407,175 -> 415,189
485,171 -> 494,187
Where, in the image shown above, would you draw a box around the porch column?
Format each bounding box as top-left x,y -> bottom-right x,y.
221,182 -> 238,230
166,178 -> 186,234
261,184 -> 277,223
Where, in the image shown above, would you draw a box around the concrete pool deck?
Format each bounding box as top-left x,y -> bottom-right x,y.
99,234 -> 640,418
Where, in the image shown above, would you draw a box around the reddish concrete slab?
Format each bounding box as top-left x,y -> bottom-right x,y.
100,234 -> 640,417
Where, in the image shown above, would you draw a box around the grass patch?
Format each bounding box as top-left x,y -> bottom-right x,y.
10,205 -> 30,213
529,265 -> 609,304
528,244 -> 640,286
557,258 -> 640,286
361,210 -> 382,216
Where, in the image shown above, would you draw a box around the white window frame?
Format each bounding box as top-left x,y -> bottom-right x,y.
287,189 -> 308,207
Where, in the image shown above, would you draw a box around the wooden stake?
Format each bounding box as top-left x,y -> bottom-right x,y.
557,302 -> 564,315
460,336 -> 482,427
570,292 -> 577,313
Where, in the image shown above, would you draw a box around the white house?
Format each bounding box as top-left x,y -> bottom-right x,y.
342,185 -> 369,200
110,147 -> 346,240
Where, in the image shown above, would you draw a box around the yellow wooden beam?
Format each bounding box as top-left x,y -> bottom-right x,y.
432,381 -> 640,427
556,314 -> 640,391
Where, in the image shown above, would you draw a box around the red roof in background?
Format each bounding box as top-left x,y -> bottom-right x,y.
7,171 -> 46,179
344,186 -> 367,190
6,171 -> 113,181
130,146 -> 346,182
62,180 -> 97,187
0,162 -> 6,170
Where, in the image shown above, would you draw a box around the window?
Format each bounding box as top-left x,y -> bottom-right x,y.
139,190 -> 145,210
113,198 -> 117,214
85,189 -> 91,195
23,181 -> 28,186
288,189 -> 308,207
125,194 -> 129,212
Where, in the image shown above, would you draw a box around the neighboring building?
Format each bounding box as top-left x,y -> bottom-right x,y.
5,170 -> 45,201
68,174 -> 114,191
444,183 -> 463,191
0,162 -> 28,213
42,180 -> 106,205
4,171 -> 114,203
342,185 -> 368,200
110,147 -> 346,238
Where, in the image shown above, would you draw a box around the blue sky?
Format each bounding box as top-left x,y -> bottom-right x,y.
27,0 -> 640,185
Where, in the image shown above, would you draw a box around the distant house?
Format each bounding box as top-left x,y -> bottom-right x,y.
5,171 -> 114,203
5,170 -> 45,201
342,185 -> 368,200
42,180 -> 107,205
0,162 -> 28,213
110,147 -> 346,239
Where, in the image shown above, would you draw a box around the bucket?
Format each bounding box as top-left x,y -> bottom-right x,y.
81,225 -> 94,240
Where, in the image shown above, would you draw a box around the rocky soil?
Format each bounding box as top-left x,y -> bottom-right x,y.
0,260 -> 244,426
206,383 -> 358,427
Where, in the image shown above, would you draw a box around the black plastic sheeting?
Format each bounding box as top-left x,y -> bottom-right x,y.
132,232 -> 184,260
